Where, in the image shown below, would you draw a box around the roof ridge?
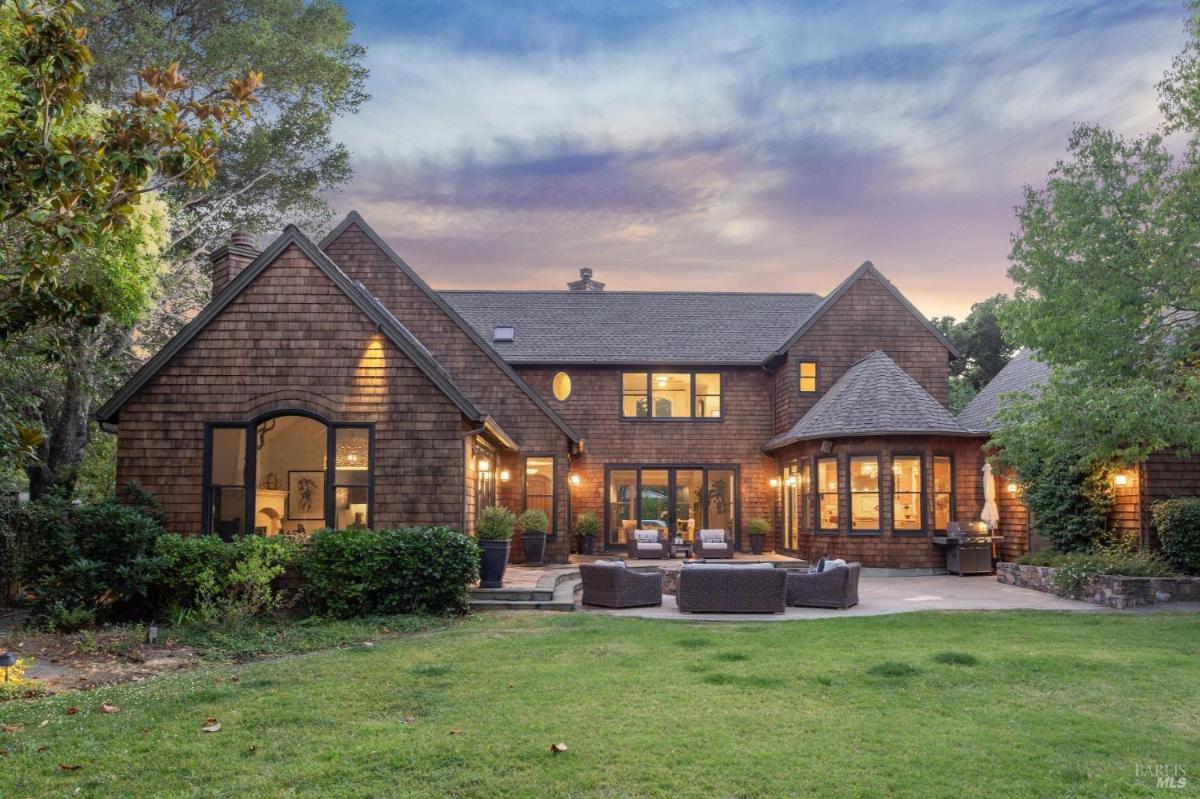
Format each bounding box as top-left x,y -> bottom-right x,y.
438,289 -> 823,297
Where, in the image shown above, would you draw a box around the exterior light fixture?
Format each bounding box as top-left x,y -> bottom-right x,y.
499,469 -> 511,482
769,477 -> 780,488
1007,482 -> 1017,493
477,458 -> 490,473
570,473 -> 581,487
785,475 -> 798,487
1114,473 -> 1128,487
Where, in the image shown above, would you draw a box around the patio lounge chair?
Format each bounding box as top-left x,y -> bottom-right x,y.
626,528 -> 668,559
695,528 -> 734,559
579,561 -> 663,608
676,563 -> 787,613
785,562 -> 861,609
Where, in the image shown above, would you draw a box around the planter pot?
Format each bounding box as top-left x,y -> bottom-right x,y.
521,532 -> 547,566
749,533 -> 766,555
478,539 -> 511,588
578,534 -> 596,555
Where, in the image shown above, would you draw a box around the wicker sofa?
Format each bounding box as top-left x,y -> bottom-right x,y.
694,528 -> 734,559
625,528 -> 668,559
676,563 -> 787,613
579,561 -> 663,608
785,563 -> 861,609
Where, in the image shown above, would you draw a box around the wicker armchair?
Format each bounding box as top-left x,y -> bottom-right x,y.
626,528 -> 668,559
580,563 -> 663,608
676,564 -> 787,613
694,528 -> 734,559
785,563 -> 861,609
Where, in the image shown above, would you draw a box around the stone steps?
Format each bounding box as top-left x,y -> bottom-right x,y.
468,571 -> 580,612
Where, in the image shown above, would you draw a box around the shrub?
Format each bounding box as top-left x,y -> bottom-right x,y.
517,509 -> 549,534
154,533 -> 299,624
575,512 -> 600,537
1050,545 -> 1176,595
477,505 -> 516,540
1151,498 -> 1200,575
746,518 -> 769,536
301,527 -> 480,618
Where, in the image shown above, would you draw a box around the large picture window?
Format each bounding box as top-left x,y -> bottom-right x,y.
933,455 -> 954,531
204,413 -> 373,537
525,456 -> 556,537
892,455 -> 923,533
849,455 -> 880,532
620,372 -> 723,420
816,456 -> 840,532
604,466 -> 737,549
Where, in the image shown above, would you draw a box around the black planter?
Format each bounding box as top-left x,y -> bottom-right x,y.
478,539 -> 511,588
578,534 -> 596,555
749,533 -> 766,555
521,532 -> 547,565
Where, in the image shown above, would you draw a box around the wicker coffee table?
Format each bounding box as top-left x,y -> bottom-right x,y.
669,541 -> 694,559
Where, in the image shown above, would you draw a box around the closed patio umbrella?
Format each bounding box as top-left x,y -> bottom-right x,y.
980,462 -> 1000,531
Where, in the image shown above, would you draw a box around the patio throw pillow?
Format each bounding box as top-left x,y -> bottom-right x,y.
819,558 -> 847,573
634,530 -> 659,543
593,559 -> 626,568
699,530 -> 726,544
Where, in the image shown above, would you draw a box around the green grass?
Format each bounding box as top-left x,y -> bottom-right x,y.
167,614 -> 452,660
1,611 -> 1198,798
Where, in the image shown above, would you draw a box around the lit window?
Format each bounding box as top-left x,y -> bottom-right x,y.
799,361 -> 817,392
849,455 -> 880,531
893,455 -> 923,532
552,371 -> 572,401
817,456 -> 840,532
620,371 -> 721,419
622,373 -> 649,417
694,373 -> 721,417
525,457 -> 555,536
651,373 -> 691,417
933,456 -> 953,531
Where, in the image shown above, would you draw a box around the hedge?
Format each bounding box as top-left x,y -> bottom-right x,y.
1151,498 -> 1200,575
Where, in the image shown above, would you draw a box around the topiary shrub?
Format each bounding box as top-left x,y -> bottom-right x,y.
1151,498 -> 1200,575
746,518 -> 769,536
575,512 -> 600,537
477,505 -> 516,540
517,509 -> 549,534
301,527 -> 480,618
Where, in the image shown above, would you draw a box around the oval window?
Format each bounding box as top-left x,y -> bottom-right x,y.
552,371 -> 572,401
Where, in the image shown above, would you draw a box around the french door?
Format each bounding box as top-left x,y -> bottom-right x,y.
605,466 -> 737,550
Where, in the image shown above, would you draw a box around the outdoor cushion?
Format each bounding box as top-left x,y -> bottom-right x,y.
634,530 -> 659,543
636,542 -> 663,551
820,558 -> 847,573
593,559 -> 626,568
699,530 -> 726,543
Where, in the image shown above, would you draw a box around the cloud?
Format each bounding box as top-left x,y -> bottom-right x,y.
331,0 -> 1187,317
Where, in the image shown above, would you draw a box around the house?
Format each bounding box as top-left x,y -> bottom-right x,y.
98,211 -> 1007,569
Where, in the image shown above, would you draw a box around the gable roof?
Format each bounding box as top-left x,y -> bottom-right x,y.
957,348 -> 1050,433
319,212 -> 581,444
95,227 -> 518,449
441,290 -> 822,365
768,261 -> 962,361
763,351 -> 974,450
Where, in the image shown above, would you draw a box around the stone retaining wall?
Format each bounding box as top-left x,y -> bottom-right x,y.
996,562 -> 1200,609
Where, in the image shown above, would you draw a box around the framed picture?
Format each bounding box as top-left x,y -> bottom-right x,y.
288,470 -> 325,521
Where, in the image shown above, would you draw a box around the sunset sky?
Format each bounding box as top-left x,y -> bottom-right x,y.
332,1 -> 1187,318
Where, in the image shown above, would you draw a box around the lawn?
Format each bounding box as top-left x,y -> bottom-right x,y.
1,611 -> 1197,798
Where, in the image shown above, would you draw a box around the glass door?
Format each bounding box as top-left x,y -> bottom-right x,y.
606,466 -> 739,551
639,469 -> 670,535
608,470 -> 637,549
674,469 -> 704,542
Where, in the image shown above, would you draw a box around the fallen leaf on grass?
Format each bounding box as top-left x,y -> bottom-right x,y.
59,763 -> 81,771
398,716 -> 416,724
1,725 -> 19,733
550,743 -> 568,755
100,703 -> 120,714
362,641 -> 375,647
38,719 -> 48,727
230,676 -> 240,683
201,718 -> 221,733
448,727 -> 461,735
65,707 -> 78,716
36,746 -> 48,753
247,744 -> 257,754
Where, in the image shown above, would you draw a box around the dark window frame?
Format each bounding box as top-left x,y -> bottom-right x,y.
798,360 -> 819,393
602,463 -> 741,549
890,451 -> 927,537
202,410 -> 375,536
618,370 -> 725,422
814,454 -> 840,535
847,451 -> 883,536
932,453 -> 955,533
523,453 -> 558,539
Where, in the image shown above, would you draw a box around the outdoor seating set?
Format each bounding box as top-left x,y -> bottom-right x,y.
625,528 -> 734,559
579,557 -> 861,613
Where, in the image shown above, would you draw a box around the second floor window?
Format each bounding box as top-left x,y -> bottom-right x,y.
621,372 -> 722,419
799,361 -> 817,392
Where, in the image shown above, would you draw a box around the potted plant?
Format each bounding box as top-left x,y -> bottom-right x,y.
518,509 -> 549,566
575,511 -> 600,555
747,517 -> 770,555
477,505 -> 516,588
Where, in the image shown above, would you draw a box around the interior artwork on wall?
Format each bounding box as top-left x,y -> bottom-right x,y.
288,470 -> 325,520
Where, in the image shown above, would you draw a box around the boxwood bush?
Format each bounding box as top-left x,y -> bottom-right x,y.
1151,498 -> 1200,575
301,527 -> 480,618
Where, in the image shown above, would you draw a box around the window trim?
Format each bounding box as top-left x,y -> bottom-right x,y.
523,453 -> 558,539
618,370 -> 724,422
814,454 -> 841,535
890,451 -> 927,537
798,360 -> 819,393
551,371 -> 572,402
601,463 -> 740,549
932,452 -> 955,533
847,451 -> 882,536
202,410 -> 375,535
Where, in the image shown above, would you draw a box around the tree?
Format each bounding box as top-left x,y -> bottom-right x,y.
932,294 -> 1014,412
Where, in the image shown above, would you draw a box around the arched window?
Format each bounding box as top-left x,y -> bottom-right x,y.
552,371 -> 572,401
204,411 -> 373,537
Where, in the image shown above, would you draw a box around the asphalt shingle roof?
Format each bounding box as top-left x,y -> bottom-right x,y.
764,351 -> 972,450
957,349 -> 1050,432
439,290 -> 822,364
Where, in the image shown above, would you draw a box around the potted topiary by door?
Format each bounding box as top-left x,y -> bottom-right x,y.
518,509 -> 549,566
747,517 -> 769,555
576,511 -> 600,555
477,505 -> 516,588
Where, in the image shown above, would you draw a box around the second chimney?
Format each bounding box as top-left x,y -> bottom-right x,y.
209,230 -> 260,298
567,267 -> 605,291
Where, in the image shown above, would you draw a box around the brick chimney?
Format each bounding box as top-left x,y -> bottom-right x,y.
567,267 -> 605,291
209,230 -> 260,298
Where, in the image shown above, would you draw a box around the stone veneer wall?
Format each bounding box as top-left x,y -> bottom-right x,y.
996,562 -> 1200,609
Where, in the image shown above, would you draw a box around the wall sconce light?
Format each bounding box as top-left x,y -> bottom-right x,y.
1114,473 -> 1129,487
769,477 -> 780,488
1007,482 -> 1017,493
570,473 -> 581,487
499,468 -> 510,482
785,475 -> 798,487
477,458 -> 490,473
